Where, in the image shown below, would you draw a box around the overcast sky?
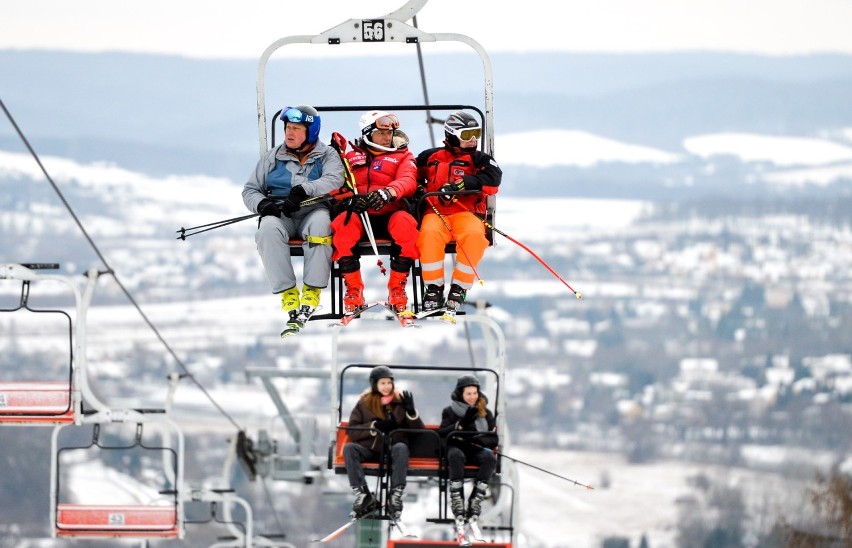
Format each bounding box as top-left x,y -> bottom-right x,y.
3,0 -> 852,59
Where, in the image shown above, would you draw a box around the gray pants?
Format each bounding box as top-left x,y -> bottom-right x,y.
255,206 -> 331,293
447,445 -> 496,483
343,442 -> 409,489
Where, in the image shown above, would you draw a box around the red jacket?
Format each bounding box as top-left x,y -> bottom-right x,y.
346,144 -> 417,216
416,145 -> 502,215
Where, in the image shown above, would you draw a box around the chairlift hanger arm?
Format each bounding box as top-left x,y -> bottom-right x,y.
256,4 -> 494,156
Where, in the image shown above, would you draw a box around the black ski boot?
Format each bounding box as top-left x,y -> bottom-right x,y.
446,283 -> 467,310
422,284 -> 445,311
466,481 -> 488,520
389,485 -> 405,521
350,485 -> 378,519
449,480 -> 466,519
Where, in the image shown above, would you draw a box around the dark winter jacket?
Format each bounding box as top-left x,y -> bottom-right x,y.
347,393 -> 425,452
438,405 -> 498,449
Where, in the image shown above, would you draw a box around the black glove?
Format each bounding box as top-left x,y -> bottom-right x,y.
459,406 -> 479,428
374,418 -> 396,434
279,186 -> 307,217
438,181 -> 464,203
472,432 -> 498,449
366,188 -> 395,210
350,195 -> 369,214
257,198 -> 280,218
400,390 -> 416,415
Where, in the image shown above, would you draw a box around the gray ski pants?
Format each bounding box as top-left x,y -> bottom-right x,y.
255,206 -> 332,293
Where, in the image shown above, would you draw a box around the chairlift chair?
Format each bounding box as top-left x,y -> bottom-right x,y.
0,264 -> 80,425
50,413 -> 186,539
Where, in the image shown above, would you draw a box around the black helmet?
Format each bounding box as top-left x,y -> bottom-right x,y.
369,366 -> 394,393
452,374 -> 481,401
444,111 -> 481,148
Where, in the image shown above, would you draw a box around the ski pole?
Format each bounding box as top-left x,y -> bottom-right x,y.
299,187 -> 354,207
450,198 -> 583,300
176,190 -> 347,241
469,441 -> 593,490
425,196 -> 484,285
331,132 -> 387,276
176,213 -> 258,240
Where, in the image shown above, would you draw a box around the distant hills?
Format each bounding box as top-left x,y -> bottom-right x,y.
2,50 -> 852,199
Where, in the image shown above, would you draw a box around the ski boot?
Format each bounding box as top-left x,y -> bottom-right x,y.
279,286 -> 300,313
446,283 -> 467,311
279,287 -> 304,337
466,480 -> 488,520
422,284 -> 445,312
451,480 -> 470,545
388,485 -> 405,521
341,269 -> 365,314
387,270 -> 409,313
301,284 -> 321,310
350,485 -> 379,519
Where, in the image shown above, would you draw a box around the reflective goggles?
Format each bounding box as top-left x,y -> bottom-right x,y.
281,107 -> 315,124
372,114 -> 400,131
453,127 -> 482,141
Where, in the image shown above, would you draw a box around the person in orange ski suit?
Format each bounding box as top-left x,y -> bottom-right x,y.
415,111 -> 502,312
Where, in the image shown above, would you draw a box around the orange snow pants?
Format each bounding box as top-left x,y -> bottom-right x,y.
416,211 -> 487,289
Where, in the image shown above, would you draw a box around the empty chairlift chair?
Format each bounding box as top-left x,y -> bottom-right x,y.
0,264 -> 80,425
51,416 -> 186,539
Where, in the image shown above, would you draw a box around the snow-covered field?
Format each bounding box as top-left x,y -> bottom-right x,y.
511,447 -> 810,548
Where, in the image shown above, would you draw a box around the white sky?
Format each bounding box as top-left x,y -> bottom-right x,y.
3,0 -> 852,58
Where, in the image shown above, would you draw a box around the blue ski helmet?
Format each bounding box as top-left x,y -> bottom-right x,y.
281,105 -> 321,145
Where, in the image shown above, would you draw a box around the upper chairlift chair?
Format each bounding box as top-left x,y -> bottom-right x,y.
255,0 -> 497,320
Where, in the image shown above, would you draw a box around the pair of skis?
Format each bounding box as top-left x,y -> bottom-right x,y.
313,511 -> 416,543
455,516 -> 485,546
338,302 -> 418,328
414,305 -> 460,324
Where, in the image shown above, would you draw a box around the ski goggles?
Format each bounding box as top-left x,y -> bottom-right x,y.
450,127 -> 482,141
280,106 -> 315,124
363,113 -> 400,136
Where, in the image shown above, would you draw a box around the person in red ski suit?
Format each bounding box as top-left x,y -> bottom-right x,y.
416,111 -> 502,312
330,110 -> 419,313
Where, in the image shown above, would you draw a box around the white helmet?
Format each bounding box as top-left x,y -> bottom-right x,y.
358,110 -> 400,152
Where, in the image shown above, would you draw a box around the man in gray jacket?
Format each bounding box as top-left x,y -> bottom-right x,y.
242,105 -> 344,336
